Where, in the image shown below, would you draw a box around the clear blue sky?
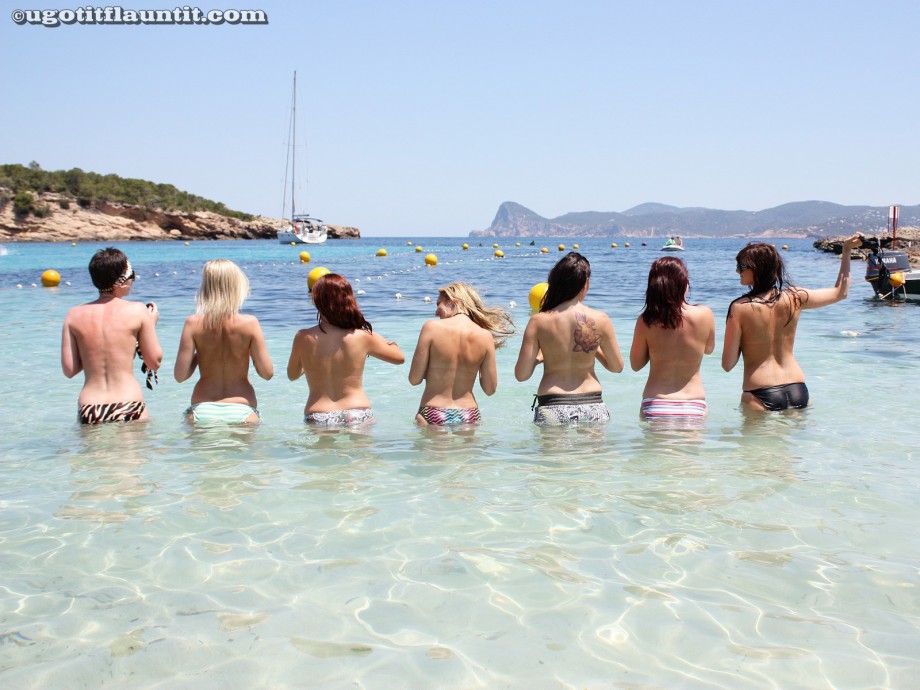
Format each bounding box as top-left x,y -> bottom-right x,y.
2,1 -> 918,236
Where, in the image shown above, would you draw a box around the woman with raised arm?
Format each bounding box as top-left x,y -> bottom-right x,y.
515,252 -> 624,425
409,282 -> 514,426
287,273 -> 405,426
630,257 -> 715,420
722,235 -> 862,411
175,259 -> 273,423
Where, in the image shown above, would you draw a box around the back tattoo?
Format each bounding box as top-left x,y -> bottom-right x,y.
573,311 -> 601,352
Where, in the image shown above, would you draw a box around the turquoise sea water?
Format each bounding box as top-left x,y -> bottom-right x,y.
1,237 -> 918,688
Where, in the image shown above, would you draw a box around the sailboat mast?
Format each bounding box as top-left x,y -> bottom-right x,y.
291,71 -> 297,221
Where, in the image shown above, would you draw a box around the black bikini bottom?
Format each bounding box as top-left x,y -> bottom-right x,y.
745,383 -> 809,411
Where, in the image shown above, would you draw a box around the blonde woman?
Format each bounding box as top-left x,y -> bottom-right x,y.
174,259 -> 274,423
409,282 -> 514,425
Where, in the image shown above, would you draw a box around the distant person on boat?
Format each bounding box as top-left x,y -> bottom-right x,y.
515,252 -> 624,425
676,235 -> 683,247
174,259 -> 273,423
409,282 -> 514,426
722,235 -> 862,411
287,274 -> 405,426
61,247 -> 162,424
630,257 -> 715,421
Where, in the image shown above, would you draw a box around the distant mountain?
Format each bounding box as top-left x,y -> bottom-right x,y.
471,200 -> 920,238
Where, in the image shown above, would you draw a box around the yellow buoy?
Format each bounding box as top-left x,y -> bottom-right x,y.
407,241 -> 413,246
376,248 -> 388,257
782,245 -> 789,250
71,242 -> 76,247
573,244 -> 579,250
528,282 -> 549,311
41,269 -> 61,287
494,250 -> 504,258
625,242 -> 630,247
890,273 -> 906,288
299,251 -> 311,263
290,241 -> 296,246
611,242 -> 618,248
541,247 -> 549,253
425,253 -> 438,266
462,243 -> 469,250
493,243 -> 499,249
307,266 -> 331,290
558,244 -> 565,251
415,245 -> 423,253
185,242 -> 190,246
515,242 -> 521,247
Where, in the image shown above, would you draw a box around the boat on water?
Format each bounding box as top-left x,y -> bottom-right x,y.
278,71 -> 328,245
661,236 -> 684,251
863,206 -> 920,300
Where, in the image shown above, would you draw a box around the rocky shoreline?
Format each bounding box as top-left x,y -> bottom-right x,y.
0,190 -> 360,242
813,226 -> 920,266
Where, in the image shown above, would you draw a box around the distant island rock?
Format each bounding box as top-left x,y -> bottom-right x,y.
0,163 -> 360,242
472,200 -> 920,239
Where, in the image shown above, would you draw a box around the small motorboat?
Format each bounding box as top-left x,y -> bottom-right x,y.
660,242 -> 684,252
862,237 -> 920,301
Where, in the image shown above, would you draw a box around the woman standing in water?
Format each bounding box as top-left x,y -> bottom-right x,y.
630,256 -> 715,420
515,252 -> 623,425
722,235 -> 862,411
409,282 -> 514,426
287,274 -> 405,426
174,259 -> 273,423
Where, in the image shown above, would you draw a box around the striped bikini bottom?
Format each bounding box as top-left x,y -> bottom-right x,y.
78,401 -> 147,425
418,406 -> 482,426
640,398 -> 708,419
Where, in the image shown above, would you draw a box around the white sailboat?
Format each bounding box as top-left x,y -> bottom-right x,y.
278,71 -> 328,245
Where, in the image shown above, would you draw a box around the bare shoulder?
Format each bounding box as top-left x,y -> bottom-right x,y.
582,306 -> 612,326
686,304 -> 714,321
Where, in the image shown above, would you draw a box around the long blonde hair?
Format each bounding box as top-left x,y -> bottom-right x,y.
439,282 -> 515,347
196,259 -> 250,329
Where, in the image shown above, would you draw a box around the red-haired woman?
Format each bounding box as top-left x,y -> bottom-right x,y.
630,257 -> 715,420
287,274 -> 405,426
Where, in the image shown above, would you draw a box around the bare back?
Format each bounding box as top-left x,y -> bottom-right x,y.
61,297 -> 161,408
724,291 -> 804,390
515,301 -> 623,394
409,315 -> 496,409
631,304 -> 715,399
287,324 -> 405,414
174,313 -> 273,406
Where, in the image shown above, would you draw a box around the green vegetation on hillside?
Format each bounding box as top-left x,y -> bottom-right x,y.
0,162 -> 254,221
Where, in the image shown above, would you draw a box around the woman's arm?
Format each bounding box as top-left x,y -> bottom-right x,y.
598,315 -> 624,373
479,341 -> 498,396
286,332 -> 304,381
61,312 -> 83,378
629,317 -> 649,371
137,303 -> 163,373
514,319 -> 540,381
368,332 -> 405,365
801,233 -> 863,309
408,323 -> 432,385
721,303 -> 742,371
249,318 -> 274,381
173,317 -> 198,382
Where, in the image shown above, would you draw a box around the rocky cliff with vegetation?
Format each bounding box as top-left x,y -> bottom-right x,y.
0,163 -> 360,241
473,200 -> 920,239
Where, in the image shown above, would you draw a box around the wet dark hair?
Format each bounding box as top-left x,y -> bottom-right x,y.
641,257 -> 688,329
731,242 -> 803,319
311,274 -> 373,332
88,247 -> 128,291
540,252 -> 590,311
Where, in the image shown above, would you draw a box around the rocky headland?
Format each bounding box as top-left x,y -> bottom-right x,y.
813,227 -> 920,266
0,190 -> 361,242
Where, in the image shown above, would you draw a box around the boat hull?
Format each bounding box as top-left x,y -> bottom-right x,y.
278,231 -> 327,245
660,245 -> 684,252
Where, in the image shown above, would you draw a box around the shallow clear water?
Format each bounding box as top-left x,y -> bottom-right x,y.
1,238 -> 918,688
